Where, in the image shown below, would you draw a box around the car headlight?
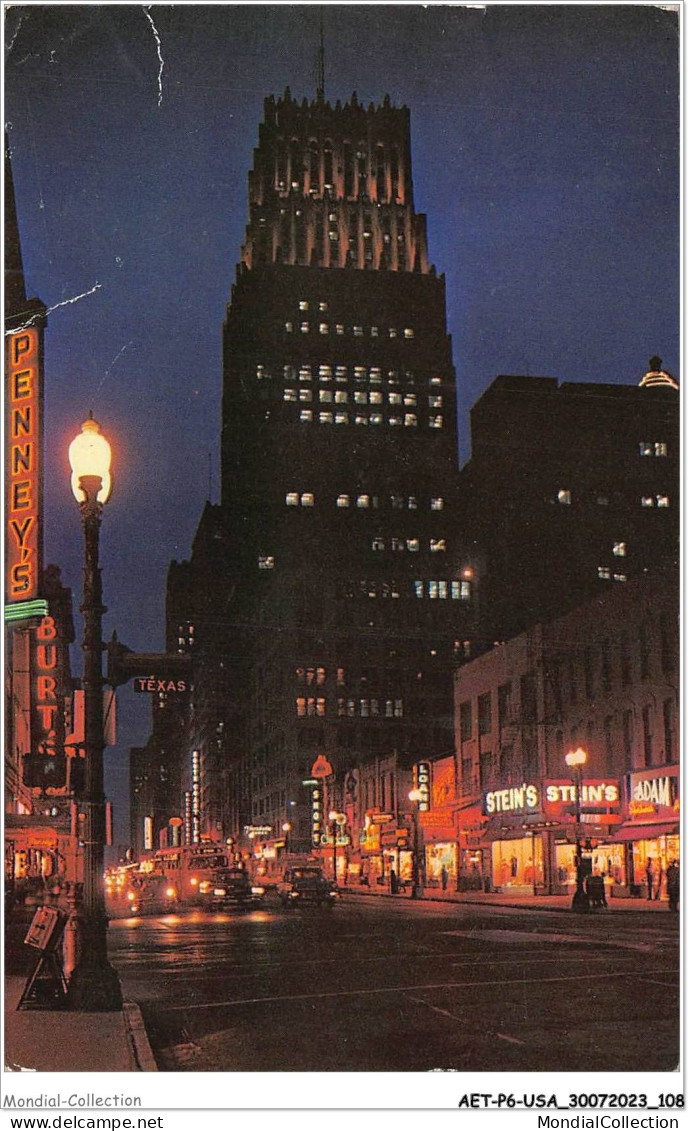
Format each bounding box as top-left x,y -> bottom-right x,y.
127,891 -> 135,901
214,888 -> 226,897
190,877 -> 198,886
166,888 -> 176,899
251,886 -> 265,896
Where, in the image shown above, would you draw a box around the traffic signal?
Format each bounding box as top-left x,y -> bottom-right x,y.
22,751 -> 67,789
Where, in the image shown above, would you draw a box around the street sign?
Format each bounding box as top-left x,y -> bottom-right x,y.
133,676 -> 188,693
311,754 -> 333,779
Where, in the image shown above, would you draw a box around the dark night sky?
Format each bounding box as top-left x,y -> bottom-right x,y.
4,4 -> 679,848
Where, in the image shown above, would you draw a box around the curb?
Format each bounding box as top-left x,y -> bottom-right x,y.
122,1002 -> 158,1072
342,889 -> 673,914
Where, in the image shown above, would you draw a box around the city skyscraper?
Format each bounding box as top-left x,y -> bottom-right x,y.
159,89 -> 477,855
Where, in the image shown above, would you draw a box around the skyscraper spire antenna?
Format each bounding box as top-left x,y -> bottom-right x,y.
316,8 -> 325,101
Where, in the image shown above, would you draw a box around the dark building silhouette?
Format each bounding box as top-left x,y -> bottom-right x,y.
460,366 -> 679,646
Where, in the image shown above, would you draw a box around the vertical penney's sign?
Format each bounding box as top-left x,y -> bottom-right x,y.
6,327 -> 42,603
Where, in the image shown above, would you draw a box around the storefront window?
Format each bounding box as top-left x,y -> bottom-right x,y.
491,837 -> 544,890
632,835 -> 679,899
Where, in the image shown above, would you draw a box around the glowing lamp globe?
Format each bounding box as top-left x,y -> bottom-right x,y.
69,415 -> 112,504
565,747 -> 588,770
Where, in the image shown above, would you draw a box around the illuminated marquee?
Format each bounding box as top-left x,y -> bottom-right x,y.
6,328 -> 41,604
27,615 -> 68,793
414,761 -> 430,811
484,783 -> 539,815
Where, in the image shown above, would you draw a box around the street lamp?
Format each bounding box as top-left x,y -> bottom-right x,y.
408,789 -> 424,899
66,415 -> 122,1010
565,746 -> 590,913
328,811 -> 345,886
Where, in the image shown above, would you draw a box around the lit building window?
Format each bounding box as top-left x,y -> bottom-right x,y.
392,538 -> 405,551
335,412 -> 349,425
389,416 -> 402,426
370,413 -> 383,425
336,324 -> 345,335
319,365 -> 333,379
438,581 -> 448,599
654,442 -> 668,456
414,580 -> 423,597
429,376 -> 442,385
300,322 -> 309,333
404,393 -> 417,407
337,494 -> 350,508
284,388 -> 297,402
360,699 -> 369,717
335,365 -> 348,380
335,390 -> 348,404
613,573 -> 627,583
407,538 -> 420,552
300,410 -> 313,423
372,537 -> 385,551
353,325 -> 364,337
451,580 -> 471,600
299,365 -> 312,380
371,326 -> 379,337
557,489 -> 571,505
428,580 -> 439,599
319,323 -> 329,335
639,441 -> 653,456
354,366 -> 367,380
404,328 -> 414,339
389,328 -> 397,338
357,495 -> 370,508
394,700 -> 403,717
428,395 -> 443,408
369,369 -> 382,385
316,698 -> 326,716
299,389 -> 312,402
641,496 -> 655,507
598,566 -> 611,580
284,365 -> 297,381
404,414 -> 418,427
285,321 -> 293,333
286,492 -> 299,506
389,392 -> 403,405
613,542 -> 626,556
256,365 -> 267,379
429,415 -> 443,429
369,391 -> 383,405
320,389 -> 333,403
296,697 -> 306,716
258,556 -> 275,570
657,495 -> 670,507
319,412 -> 333,424
301,493 -> 314,507
354,391 -> 367,405
597,495 -> 609,506
431,497 -> 444,510
408,497 -> 418,509
319,301 -> 328,312
299,301 -> 309,311
391,495 -> 404,509
355,414 -> 368,425
430,539 -> 446,552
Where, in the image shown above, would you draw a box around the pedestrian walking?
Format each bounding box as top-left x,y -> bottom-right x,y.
645,858 -> 655,900
440,864 -> 448,891
390,867 -> 398,895
666,861 -> 679,912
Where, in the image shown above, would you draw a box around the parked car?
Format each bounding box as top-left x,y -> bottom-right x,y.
277,866 -> 338,908
210,867 -> 265,909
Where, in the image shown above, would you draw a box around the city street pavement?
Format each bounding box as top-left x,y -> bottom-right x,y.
3,911 -> 157,1072
107,890 -> 679,1073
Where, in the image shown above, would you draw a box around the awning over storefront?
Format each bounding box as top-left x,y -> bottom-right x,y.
611,823 -> 679,843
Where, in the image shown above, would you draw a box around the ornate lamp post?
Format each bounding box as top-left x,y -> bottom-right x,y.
565,746 -> 590,913
408,789 -> 424,899
66,415 -> 122,1010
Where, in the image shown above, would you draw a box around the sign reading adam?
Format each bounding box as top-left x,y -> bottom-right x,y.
627,765 -> 679,822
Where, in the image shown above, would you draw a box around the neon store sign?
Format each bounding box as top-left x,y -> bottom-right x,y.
6,328 -> 41,603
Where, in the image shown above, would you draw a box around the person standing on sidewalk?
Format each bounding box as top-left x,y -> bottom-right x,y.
666,861 -> 679,912
441,865 -> 449,891
654,862 -> 664,900
646,858 -> 655,900
390,867 -> 398,895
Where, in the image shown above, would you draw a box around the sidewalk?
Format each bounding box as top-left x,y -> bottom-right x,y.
343,882 -> 677,914
4,976 -> 157,1072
